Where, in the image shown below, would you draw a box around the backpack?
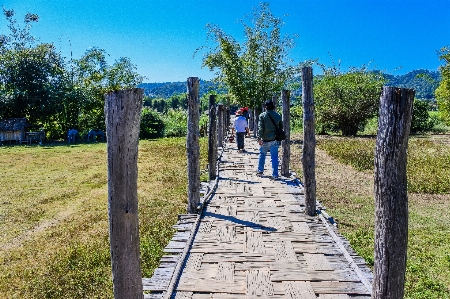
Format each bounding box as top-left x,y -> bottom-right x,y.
267,113 -> 286,141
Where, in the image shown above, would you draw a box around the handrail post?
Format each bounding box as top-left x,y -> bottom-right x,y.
208,95 -> 218,180
217,104 -> 224,148
186,77 -> 200,214
302,66 -> 316,216
105,88 -> 144,299
281,90 -> 291,177
373,86 -> 414,299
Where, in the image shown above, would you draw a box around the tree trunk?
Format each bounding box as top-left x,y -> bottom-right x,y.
302,67 -> 316,216
281,90 -> 291,177
105,88 -> 144,299
187,77 -> 200,214
372,86 -> 414,299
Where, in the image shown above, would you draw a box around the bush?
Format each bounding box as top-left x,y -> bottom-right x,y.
411,99 -> 434,133
140,108 -> 165,139
162,109 -> 188,137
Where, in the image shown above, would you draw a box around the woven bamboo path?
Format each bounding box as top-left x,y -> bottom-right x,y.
143,137 -> 373,299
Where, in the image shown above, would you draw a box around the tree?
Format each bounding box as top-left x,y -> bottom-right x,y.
436,46 -> 450,124
411,99 -> 434,133
139,107 -> 165,139
314,65 -> 385,136
0,9 -> 66,129
200,2 -> 298,109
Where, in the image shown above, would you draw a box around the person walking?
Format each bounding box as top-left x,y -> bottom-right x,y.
257,100 -> 283,179
233,109 -> 249,153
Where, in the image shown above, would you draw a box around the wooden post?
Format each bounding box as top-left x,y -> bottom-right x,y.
272,95 -> 278,110
208,95 -> 218,180
187,77 -> 201,214
373,86 -> 414,299
217,104 -> 224,148
302,66 -> 316,216
105,88 -> 144,299
281,90 -> 291,177
224,106 -> 229,138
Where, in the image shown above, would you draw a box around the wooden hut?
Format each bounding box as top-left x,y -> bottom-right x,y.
0,118 -> 28,144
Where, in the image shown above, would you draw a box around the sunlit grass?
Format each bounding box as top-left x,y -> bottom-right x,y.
291,135 -> 450,299
0,137 -> 208,299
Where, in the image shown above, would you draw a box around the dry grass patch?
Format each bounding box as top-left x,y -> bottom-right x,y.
290,134 -> 450,299
0,137 -> 208,299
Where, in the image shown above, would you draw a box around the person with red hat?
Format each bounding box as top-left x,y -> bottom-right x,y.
233,108 -> 249,153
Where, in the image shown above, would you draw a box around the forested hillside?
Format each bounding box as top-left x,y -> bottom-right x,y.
383,69 -> 441,99
139,80 -> 226,98
139,69 -> 441,100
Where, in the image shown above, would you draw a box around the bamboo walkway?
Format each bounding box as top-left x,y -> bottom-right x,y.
143,137 -> 373,299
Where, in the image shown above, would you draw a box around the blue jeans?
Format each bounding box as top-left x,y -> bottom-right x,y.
257,140 -> 280,177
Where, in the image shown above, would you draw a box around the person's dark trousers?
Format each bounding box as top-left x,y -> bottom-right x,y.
236,132 -> 246,150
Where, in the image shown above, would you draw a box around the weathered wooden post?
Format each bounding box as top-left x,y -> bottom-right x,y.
302,66 -> 316,216
208,95 -> 218,180
281,90 -> 291,177
224,105 -> 229,139
187,77 -> 201,214
105,88 -> 144,299
372,86 -> 414,299
217,104 -> 224,148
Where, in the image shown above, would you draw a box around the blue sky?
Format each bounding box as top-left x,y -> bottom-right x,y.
1,0 -> 450,83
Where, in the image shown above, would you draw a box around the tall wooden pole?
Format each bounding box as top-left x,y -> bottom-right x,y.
187,77 -> 200,214
302,66 -> 316,216
208,95 -> 218,180
217,104 -> 224,148
372,86 -> 414,299
281,90 -> 291,177
105,88 -> 144,299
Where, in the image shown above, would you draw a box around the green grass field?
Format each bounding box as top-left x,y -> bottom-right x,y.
0,138 -> 208,299
290,135 -> 450,299
1,135 -> 449,298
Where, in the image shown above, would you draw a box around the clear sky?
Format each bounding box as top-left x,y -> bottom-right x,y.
2,0 -> 450,83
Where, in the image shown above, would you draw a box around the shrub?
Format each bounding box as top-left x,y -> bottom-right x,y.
411,99 -> 434,133
162,109 -> 188,137
140,107 -> 165,139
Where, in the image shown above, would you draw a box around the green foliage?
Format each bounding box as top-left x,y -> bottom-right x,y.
200,2 -> 298,108
314,65 -> 385,136
0,8 -> 143,140
161,109 -> 188,137
140,108 -> 165,139
318,137 -> 450,194
384,69 -> 441,100
436,46 -> 450,124
411,99 -> 435,133
317,138 -> 375,171
290,104 -> 303,132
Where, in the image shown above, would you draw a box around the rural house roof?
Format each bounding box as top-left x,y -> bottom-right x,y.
0,118 -> 28,131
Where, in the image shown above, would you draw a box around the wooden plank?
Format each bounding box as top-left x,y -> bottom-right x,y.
283,281 -> 316,299
246,269 -> 274,297
304,253 -> 333,270
177,279 -> 246,294
319,294 -> 351,299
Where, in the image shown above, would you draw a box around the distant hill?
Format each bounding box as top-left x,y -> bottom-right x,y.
138,80 -> 226,98
383,69 -> 441,99
139,69 -> 441,100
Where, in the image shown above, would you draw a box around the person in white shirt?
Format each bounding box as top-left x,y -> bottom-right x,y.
233,109 -> 249,153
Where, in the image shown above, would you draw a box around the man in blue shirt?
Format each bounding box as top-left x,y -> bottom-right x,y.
257,100 -> 282,179
233,109 -> 249,153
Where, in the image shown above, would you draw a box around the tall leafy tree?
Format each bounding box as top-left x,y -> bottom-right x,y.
200,2 -> 298,108
314,65 -> 385,136
436,46 -> 450,123
0,8 -> 66,127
